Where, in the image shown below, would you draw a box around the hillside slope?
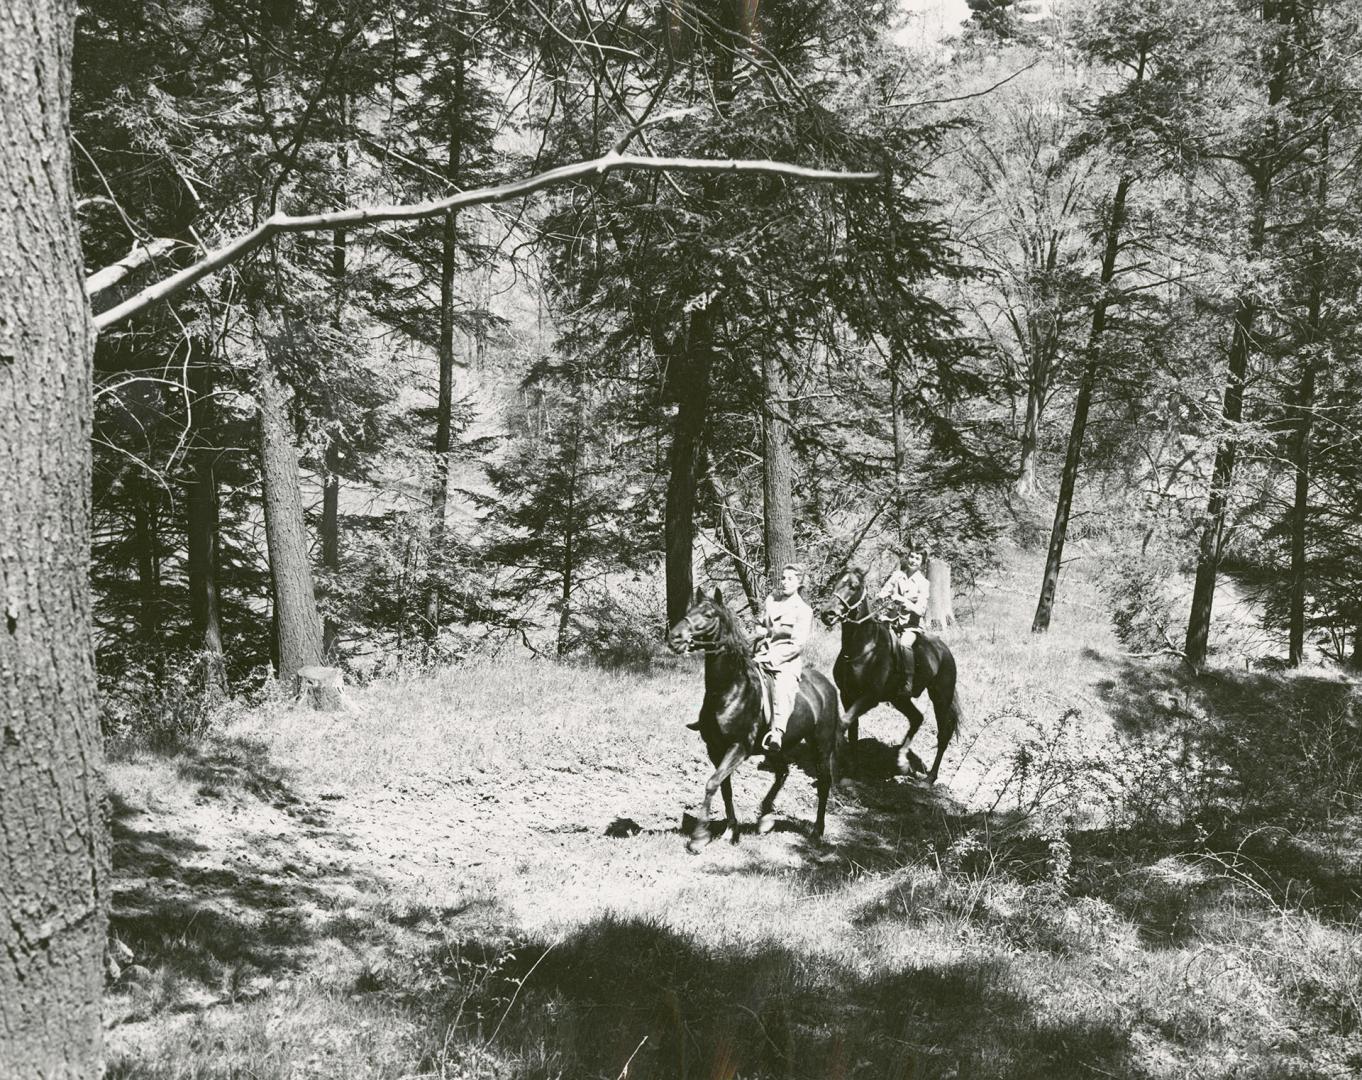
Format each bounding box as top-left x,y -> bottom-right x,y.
104,550 -> 1362,1079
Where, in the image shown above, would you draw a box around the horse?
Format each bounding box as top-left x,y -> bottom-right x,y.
667,587 -> 840,853
818,566 -> 961,785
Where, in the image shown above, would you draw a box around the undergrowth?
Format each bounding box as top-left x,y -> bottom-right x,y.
102,547 -> 1362,1079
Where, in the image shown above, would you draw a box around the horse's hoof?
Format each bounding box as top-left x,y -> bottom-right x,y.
687,832 -> 712,854
728,826 -> 741,845
757,813 -> 777,835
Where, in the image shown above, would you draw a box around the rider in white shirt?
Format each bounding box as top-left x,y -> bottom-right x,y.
752,563 -> 813,753
877,549 -> 928,647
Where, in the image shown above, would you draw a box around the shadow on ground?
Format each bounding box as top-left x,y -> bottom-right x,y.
399,913 -> 1141,1080
106,736 -> 482,1023
105,724 -> 1358,1079
1091,657 -> 1362,922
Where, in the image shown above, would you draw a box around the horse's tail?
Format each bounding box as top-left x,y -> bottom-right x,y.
948,684 -> 964,741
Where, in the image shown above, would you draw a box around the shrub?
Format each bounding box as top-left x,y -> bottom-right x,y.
1096,538 -> 1183,653
100,652 -> 221,751
566,578 -> 667,671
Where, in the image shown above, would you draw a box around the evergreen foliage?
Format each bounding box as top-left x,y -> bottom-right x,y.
70,0 -> 1362,692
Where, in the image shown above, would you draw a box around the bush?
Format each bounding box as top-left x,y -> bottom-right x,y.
1096,537 -> 1183,653
566,577 -> 667,671
100,652 -> 222,751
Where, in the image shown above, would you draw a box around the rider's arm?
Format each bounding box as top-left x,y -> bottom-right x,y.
878,570 -> 910,603
752,596 -> 774,640
790,600 -> 813,651
904,572 -> 928,616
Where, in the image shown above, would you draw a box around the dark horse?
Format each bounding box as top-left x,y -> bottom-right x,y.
667,588 -> 840,853
819,567 -> 961,785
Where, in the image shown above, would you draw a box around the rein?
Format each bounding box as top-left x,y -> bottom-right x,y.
826,580 -> 881,626
676,616 -> 746,656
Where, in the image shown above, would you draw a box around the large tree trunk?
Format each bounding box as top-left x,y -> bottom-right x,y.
664,306 -> 716,627
926,557 -> 955,630
1032,176 -> 1131,633
761,353 -> 795,580
186,338 -> 226,695
257,350 -> 326,691
0,1 -> 109,1072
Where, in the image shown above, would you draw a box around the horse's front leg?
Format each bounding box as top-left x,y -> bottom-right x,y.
812,765 -> 831,840
833,694 -> 875,788
719,776 -> 741,843
689,742 -> 748,854
756,762 -> 789,835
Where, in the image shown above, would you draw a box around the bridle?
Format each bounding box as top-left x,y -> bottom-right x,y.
671,610 -> 727,654
824,575 -> 880,626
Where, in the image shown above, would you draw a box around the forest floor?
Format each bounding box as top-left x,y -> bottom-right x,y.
103,548 -> 1362,1079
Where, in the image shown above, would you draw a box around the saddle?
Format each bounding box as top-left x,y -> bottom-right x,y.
683,663 -> 776,732
754,664 -> 775,732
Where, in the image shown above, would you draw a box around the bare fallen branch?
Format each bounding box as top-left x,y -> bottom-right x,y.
85,237 -> 181,298
93,152 -> 880,332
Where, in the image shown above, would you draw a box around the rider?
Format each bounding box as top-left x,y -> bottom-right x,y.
877,549 -> 928,647
753,563 -> 813,754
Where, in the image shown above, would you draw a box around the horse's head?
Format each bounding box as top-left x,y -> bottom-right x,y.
667,587 -> 733,654
820,566 -> 868,627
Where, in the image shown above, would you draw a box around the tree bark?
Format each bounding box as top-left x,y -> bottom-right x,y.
321,446 -> 340,658
1032,176 -> 1131,632
1184,175 -> 1269,667
761,352 -> 795,580
186,338 -> 226,695
428,46 -> 465,642
890,364 -> 908,537
1287,350 -> 1316,667
1016,386 -> 1040,497
664,306 -> 716,627
257,349 -> 326,691
926,557 -> 955,630
557,418 -> 582,657
1184,2 -> 1296,668
132,482 -> 161,646
0,1 -> 109,1073
708,471 -> 762,614
1289,130 -> 1327,668
323,131 -> 348,660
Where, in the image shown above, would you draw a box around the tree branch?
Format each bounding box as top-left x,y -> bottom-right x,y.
880,59 -> 1041,112
85,238 -> 182,298
94,153 -> 880,333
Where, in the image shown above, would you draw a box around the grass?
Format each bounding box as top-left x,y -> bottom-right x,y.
103,546 -> 1362,1079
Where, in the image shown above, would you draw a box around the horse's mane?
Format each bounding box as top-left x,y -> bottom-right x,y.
711,598 -> 751,654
